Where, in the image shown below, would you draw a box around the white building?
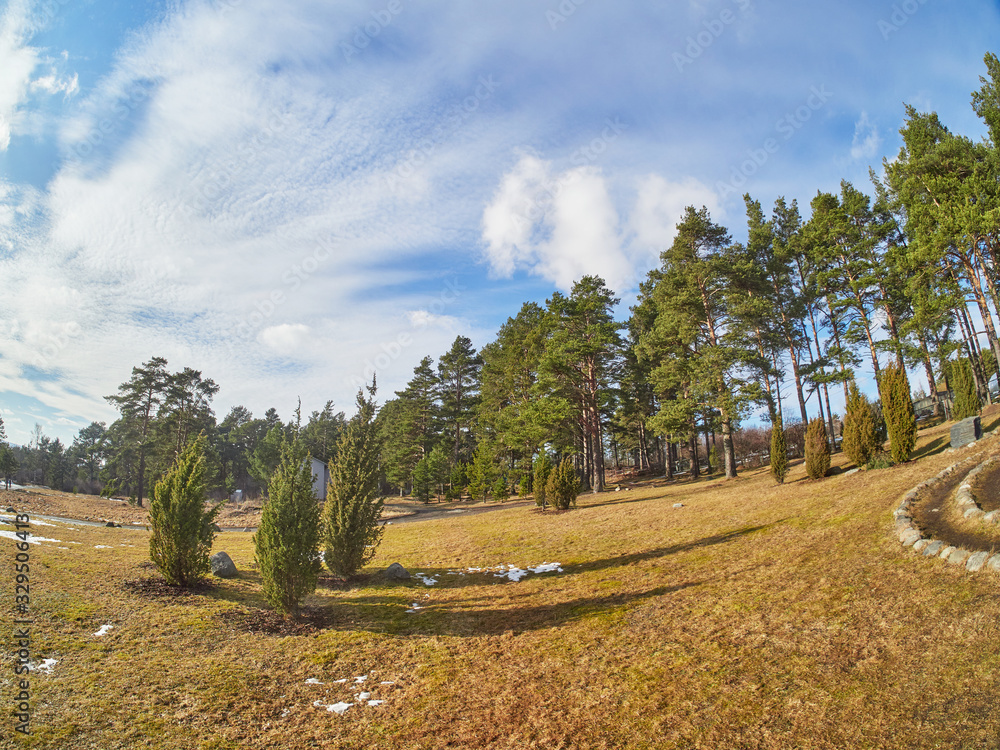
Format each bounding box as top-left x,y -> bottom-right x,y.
309,457 -> 330,500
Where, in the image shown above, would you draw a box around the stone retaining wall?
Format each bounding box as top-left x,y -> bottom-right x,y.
894,436 -> 1000,575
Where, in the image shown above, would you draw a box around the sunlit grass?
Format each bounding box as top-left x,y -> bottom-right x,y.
1,416 -> 999,748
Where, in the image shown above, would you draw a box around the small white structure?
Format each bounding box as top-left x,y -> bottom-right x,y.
309,457 -> 330,500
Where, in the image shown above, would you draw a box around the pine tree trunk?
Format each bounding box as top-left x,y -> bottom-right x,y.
722,415 -> 738,479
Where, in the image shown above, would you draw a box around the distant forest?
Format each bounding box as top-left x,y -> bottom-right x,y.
3,53 -> 1000,501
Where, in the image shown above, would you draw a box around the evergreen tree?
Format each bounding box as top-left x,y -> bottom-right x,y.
148,434 -> 221,587
411,455 -> 433,503
769,416 -> 788,484
322,383 -> 384,579
492,472 -> 509,502
804,417 -> 830,479
533,452 -> 552,508
951,357 -> 982,420
467,440 -> 495,503
879,361 -> 917,463
546,457 -> 580,510
249,424 -> 286,490
438,336 -> 482,465
254,436 -> 322,617
842,380 -> 880,467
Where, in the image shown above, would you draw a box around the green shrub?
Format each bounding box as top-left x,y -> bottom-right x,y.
518,472 -> 531,498
842,380 -> 880,468
492,473 -> 509,502
322,386 -> 384,579
254,438 -> 321,617
878,362 -> 917,464
804,418 -> 830,480
769,416 -> 788,484
546,458 -> 580,510
951,358 -> 981,421
149,434 -> 221,587
533,453 -> 552,508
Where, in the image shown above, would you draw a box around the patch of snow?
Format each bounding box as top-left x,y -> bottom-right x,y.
414,573 -> 438,586
327,702 -> 352,715
495,568 -> 528,582
57,547 -> 69,550
93,624 -> 113,637
529,562 -> 563,574
94,545 -> 112,549
305,678 -> 323,685
35,659 -> 58,674
367,699 -> 385,706
28,519 -> 58,527
358,692 -> 371,701
0,531 -> 61,544
380,681 -> 395,685
280,709 -> 290,718
405,603 -> 424,613
354,675 -> 368,683
68,541 -> 82,545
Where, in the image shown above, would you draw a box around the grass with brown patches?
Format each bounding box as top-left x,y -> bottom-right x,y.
2,417 -> 1000,749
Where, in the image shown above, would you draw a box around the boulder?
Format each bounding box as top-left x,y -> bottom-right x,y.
966,551 -> 990,573
383,562 -> 410,581
947,548 -> 972,566
210,551 -> 238,578
922,540 -> 944,557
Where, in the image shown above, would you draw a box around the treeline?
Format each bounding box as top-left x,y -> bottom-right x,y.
5,53 -> 1000,500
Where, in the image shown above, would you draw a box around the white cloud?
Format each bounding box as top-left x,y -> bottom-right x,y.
0,0 -> 40,150
482,156 -> 719,292
850,111 -> 881,160
258,324 -> 311,356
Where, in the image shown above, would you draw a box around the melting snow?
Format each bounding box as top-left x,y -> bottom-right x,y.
332,678 -> 348,684
354,675 -> 367,683
35,659 -> 58,674
94,545 -> 112,549
357,692 -> 371,701
305,678 -> 323,685
0,531 -> 61,544
367,699 -> 385,706
413,573 -> 438,586
93,624 -> 113,637
405,603 -> 424,613
380,681 -> 395,685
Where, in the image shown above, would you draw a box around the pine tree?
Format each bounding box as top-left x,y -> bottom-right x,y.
492,473 -> 509,502
411,455 -> 432,503
253,437 -> 322,617
951,357 -> 981,421
148,434 -> 221,587
842,380 -> 880,467
322,384 -> 384,579
879,361 -> 917,463
769,416 -> 788,484
804,417 -> 830,479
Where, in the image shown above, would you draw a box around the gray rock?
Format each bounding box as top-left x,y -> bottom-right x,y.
939,545 -> 956,560
901,530 -> 922,547
383,562 -> 410,581
986,555 -> 1000,573
210,551 -> 237,578
913,538 -> 930,553
963,507 -> 985,520
984,510 -> 1000,524
966,551 -> 990,572
947,548 -> 972,566
922,540 -> 944,557
105,521 -> 116,527
672,502 -> 684,509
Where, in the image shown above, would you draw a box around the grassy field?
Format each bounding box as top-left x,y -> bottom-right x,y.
3,418 -> 1000,749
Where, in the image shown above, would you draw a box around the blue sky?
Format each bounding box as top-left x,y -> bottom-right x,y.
0,0 -> 998,446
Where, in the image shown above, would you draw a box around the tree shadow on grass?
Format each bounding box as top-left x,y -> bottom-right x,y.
910,436 -> 948,462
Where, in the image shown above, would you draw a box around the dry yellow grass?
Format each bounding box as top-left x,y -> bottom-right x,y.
2,417 -> 1000,749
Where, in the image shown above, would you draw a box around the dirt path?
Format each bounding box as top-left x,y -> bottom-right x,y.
911,450 -> 1000,552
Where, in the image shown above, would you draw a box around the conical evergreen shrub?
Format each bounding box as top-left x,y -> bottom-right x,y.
254,437 -> 321,617
842,380 -> 880,468
533,453 -> 552,508
951,358 -> 981,421
878,362 -> 917,463
770,416 -> 788,484
546,457 -> 580,510
149,433 -> 221,587
804,417 -> 830,480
